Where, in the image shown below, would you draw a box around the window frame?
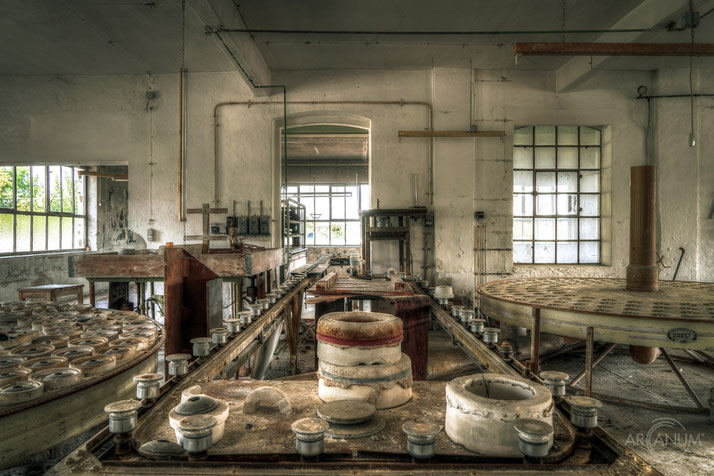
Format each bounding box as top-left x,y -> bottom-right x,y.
0,165 -> 88,255
512,126 -> 602,265
284,183 -> 369,246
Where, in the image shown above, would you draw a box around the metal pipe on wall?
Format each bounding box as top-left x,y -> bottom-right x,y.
178,67 -> 185,222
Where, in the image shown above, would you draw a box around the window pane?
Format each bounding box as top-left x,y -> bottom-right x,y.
534,242 -> 555,263
557,147 -> 578,168
360,184 -> 370,211
299,185 -> 313,193
315,222 -> 329,245
557,242 -> 578,263
62,167 -> 73,213
535,194 -> 555,215
534,126 -> 555,145
74,218 -> 85,249
33,215 -> 46,251
330,222 -> 345,245
305,222 -> 315,245
580,218 -> 599,240
580,194 -> 599,216
557,194 -> 578,215
513,194 -> 533,216
580,241 -> 599,263
48,216 -> 60,250
16,215 -> 30,252
536,172 -> 555,193
557,172 -> 577,192
49,166 -> 62,212
303,196 -> 315,219
580,127 -> 601,146
331,186 -> 345,219
535,147 -> 555,168
557,218 -> 578,240
16,167 -> 31,212
513,147 -> 533,169
0,167 -> 13,208
535,218 -> 555,240
32,166 -> 46,212
513,218 -> 533,240
513,242 -> 533,263
0,213 -> 13,252
74,169 -> 84,215
580,171 -> 600,193
581,148 -> 600,169
346,222 -> 361,245
557,126 -> 578,146
61,217 -> 73,249
514,126 -> 533,146
514,171 -> 533,192
345,186 -> 359,219
287,185 -> 298,194
314,196 -> 329,220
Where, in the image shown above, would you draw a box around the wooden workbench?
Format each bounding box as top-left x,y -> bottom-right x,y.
18,283 -> 84,303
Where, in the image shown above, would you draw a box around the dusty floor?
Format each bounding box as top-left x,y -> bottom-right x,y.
4,298 -> 712,475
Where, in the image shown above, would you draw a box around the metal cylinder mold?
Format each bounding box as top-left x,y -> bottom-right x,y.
169,387 -> 229,445
266,293 -> 278,304
238,310 -> 253,326
166,353 -> 190,377
470,319 -> 485,334
459,309 -> 474,326
291,417 -> 329,458
566,396 -> 602,429
190,337 -> 211,357
514,418 -> 554,458
445,373 -> 553,457
482,327 -> 500,345
317,311 -> 403,366
104,399 -> 141,433
224,319 -> 240,334
249,303 -> 263,317
0,379 -> 44,403
318,353 -> 413,409
258,298 -> 271,311
178,414 -> 217,454
626,165 -> 658,292
210,327 -> 228,346
134,373 -> 162,400
450,305 -> 463,318
540,370 -> 569,397
403,420 -> 441,459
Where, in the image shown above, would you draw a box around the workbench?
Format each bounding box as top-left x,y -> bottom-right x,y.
306,276 -> 430,380
17,283 -> 84,303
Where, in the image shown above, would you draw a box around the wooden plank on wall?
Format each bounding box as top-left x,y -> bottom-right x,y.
398,130 -> 505,138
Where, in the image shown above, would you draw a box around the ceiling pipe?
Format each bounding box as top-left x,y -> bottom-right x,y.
514,42 -> 714,56
218,27 -> 683,36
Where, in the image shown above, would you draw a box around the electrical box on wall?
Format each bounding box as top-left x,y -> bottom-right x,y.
227,215 -> 271,236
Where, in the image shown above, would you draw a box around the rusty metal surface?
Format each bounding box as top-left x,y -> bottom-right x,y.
477,278 -> 714,322
308,277 -> 415,297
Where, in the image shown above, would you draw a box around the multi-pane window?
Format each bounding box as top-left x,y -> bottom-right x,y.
284,184 -> 369,246
0,166 -> 86,254
513,126 -> 601,264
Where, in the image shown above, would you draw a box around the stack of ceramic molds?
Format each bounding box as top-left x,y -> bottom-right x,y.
316,311 -> 412,409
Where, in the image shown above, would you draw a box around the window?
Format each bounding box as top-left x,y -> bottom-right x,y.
0,166 -> 86,254
513,126 -> 601,264
284,184 -> 369,246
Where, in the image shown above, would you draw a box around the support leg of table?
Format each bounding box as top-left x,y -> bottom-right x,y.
88,281 -> 95,307
660,347 -> 704,408
584,327 -> 594,397
529,308 -> 541,375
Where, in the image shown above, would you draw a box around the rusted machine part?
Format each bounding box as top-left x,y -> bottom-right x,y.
626,166 -> 658,292
629,345 -> 661,364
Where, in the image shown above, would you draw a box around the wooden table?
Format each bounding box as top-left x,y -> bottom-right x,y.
18,284 -> 84,303
307,276 -> 430,380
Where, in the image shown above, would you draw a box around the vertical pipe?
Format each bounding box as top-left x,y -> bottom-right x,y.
178,67 -> 185,222
626,165 -> 658,291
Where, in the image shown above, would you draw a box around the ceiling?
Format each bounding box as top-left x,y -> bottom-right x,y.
0,0 -> 712,75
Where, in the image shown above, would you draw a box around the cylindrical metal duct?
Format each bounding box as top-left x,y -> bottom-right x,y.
626,166 -> 658,292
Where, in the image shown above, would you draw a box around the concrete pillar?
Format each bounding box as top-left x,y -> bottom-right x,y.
432,65 -> 475,300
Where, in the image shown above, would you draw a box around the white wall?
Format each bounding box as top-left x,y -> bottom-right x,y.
0,64 -> 711,303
